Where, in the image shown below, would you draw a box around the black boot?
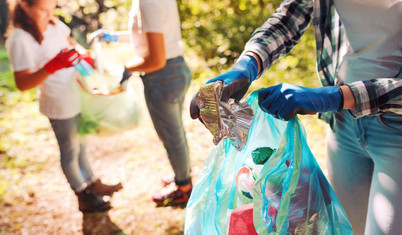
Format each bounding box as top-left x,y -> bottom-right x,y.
76,188 -> 111,213
87,179 -> 123,196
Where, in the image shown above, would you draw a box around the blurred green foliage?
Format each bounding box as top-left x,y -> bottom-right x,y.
178,0 -> 282,71
0,0 -> 321,113
52,0 -> 320,87
1,0 -> 320,85
178,0 -> 318,89
0,45 -> 15,91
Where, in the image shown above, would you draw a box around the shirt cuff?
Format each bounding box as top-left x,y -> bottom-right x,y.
348,81 -> 375,118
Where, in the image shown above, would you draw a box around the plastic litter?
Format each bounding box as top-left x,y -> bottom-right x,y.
198,81 -> 254,151
185,91 -> 352,235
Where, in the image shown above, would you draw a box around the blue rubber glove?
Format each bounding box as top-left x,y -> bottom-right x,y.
119,69 -> 133,86
258,83 -> 343,120
207,54 -> 259,101
190,54 -> 259,119
88,29 -> 119,44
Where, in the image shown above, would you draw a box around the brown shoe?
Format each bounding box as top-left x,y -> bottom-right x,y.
76,189 -> 111,213
87,179 -> 123,196
152,183 -> 193,207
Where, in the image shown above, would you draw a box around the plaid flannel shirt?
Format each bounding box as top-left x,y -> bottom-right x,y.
243,0 -> 402,125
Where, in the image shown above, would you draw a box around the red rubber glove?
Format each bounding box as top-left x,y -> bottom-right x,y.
44,48 -> 80,74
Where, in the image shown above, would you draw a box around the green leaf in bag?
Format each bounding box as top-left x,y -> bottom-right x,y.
251,147 -> 276,165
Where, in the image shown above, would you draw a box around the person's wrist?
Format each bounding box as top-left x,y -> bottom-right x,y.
336,85 -> 344,111
340,85 -> 356,110
232,54 -> 258,83
102,30 -> 119,42
43,66 -> 55,74
43,62 -> 57,74
313,86 -> 342,112
244,51 -> 261,77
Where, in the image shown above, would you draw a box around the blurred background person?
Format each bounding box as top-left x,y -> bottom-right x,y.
5,0 -> 123,213
90,0 -> 193,207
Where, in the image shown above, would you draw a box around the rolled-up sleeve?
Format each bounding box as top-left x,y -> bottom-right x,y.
348,78 -> 402,118
243,0 -> 314,76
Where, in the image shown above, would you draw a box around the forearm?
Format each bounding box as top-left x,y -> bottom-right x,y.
125,32 -> 166,74
14,68 -> 50,91
243,0 -> 313,75
124,56 -> 166,74
115,31 -> 132,43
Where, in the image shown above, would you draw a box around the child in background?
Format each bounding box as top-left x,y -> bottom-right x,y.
5,0 -> 122,213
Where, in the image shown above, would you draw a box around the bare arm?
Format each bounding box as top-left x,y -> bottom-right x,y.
14,68 -> 51,91
341,85 -> 356,110
124,32 -> 166,74
115,31 -> 132,43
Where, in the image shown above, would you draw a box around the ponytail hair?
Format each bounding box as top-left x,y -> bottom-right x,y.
10,0 -> 55,44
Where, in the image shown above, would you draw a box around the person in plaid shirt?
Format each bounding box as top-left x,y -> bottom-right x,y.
190,0 -> 401,234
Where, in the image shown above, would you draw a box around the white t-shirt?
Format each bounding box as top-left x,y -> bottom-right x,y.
6,20 -> 80,119
335,0 -> 402,83
129,0 -> 184,60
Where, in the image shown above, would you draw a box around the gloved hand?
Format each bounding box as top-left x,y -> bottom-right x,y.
118,69 -> 133,87
44,48 -> 79,74
258,83 -> 343,120
87,29 -> 118,44
189,54 -> 259,120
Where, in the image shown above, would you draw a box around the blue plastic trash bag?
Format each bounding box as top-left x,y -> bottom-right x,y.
184,91 -> 352,234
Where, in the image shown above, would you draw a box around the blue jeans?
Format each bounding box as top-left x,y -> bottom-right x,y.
141,56 -> 192,185
327,110 -> 402,235
49,114 -> 96,192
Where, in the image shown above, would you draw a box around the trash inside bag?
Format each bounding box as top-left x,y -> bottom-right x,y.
198,81 -> 254,151
185,91 -> 352,235
77,83 -> 140,136
77,40 -> 141,136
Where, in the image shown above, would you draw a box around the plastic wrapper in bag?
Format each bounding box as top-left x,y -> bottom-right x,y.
198,81 -> 254,151
184,91 -> 352,235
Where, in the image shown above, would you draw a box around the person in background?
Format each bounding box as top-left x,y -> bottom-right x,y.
190,0 -> 401,234
90,0 -> 193,207
5,0 -> 123,213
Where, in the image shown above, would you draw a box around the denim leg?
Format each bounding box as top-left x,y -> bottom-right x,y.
141,56 -> 192,185
49,114 -> 95,192
327,110 -> 402,235
364,113 -> 402,235
78,142 -> 97,184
